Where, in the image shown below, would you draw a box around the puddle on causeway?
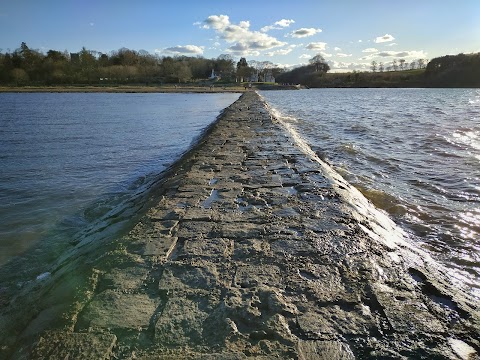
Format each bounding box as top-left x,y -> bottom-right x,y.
209,178 -> 219,186
202,189 -> 220,209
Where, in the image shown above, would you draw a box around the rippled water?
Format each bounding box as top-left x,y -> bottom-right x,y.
0,92 -> 240,269
261,88 -> 480,293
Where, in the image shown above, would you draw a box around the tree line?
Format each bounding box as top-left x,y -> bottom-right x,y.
2,43 -> 478,88
0,42 -> 286,86
370,58 -> 428,72
278,52 -> 480,88
424,53 -> 480,87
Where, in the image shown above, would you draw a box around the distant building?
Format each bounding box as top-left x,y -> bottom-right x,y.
209,69 -> 220,80
247,71 -> 259,82
247,70 -> 275,83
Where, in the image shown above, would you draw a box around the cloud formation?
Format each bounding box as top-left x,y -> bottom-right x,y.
376,50 -> 427,58
265,45 -> 296,57
337,53 -> 352,58
289,28 -> 322,38
362,48 -> 378,53
328,60 -> 370,72
261,19 -> 295,32
201,14 -> 287,55
305,42 -> 327,51
163,45 -> 204,55
374,34 -> 395,43
360,49 -> 427,61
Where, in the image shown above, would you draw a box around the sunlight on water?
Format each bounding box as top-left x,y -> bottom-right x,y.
0,92 -> 240,270
261,88 -> 480,296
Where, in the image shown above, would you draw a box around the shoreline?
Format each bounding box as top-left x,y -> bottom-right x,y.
1,92 -> 479,358
0,85 -> 247,93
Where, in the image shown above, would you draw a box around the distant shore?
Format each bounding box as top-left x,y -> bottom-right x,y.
0,84 -> 305,93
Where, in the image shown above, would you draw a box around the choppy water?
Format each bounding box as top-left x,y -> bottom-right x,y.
261,88 -> 480,295
0,92 -> 240,270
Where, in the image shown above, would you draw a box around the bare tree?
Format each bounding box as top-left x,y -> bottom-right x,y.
309,54 -> 330,72
399,59 -> 406,71
379,62 -> 384,72
417,59 -> 426,69
392,59 -> 398,71
370,60 -> 377,72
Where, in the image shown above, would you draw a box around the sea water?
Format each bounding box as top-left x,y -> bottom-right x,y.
260,88 -> 480,296
0,92 -> 240,274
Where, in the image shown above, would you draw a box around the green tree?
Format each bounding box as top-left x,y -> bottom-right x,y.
11,68 -> 29,85
215,54 -> 235,80
79,47 -> 97,83
309,54 -> 330,73
173,62 -> 192,83
236,57 -> 252,82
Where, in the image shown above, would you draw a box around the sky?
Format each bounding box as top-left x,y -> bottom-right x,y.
1,0 -> 479,72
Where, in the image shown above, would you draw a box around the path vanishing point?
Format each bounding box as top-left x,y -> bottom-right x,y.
1,92 -> 479,359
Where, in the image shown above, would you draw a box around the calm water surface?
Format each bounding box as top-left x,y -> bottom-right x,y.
0,92 -> 240,268
261,88 -> 480,295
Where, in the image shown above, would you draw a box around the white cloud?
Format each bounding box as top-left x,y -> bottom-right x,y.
385,43 -> 397,47
376,50 -> 427,58
362,48 -> 378,53
227,43 -> 260,56
299,54 -> 311,59
360,49 -> 427,61
374,34 -> 395,43
336,53 -> 352,58
334,47 -> 342,51
162,45 -> 204,55
261,19 -> 295,32
276,19 -> 295,27
305,42 -> 327,51
203,15 -> 230,30
265,45 -> 296,57
320,52 -> 333,58
358,40 -> 363,43
328,60 -> 370,72
201,14 -> 287,55
289,28 -> 322,38
239,20 -> 250,29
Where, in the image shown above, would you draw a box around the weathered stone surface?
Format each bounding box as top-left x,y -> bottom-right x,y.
77,290 -> 158,331
297,340 -> 355,360
32,331 -> 116,359
1,92 -> 479,359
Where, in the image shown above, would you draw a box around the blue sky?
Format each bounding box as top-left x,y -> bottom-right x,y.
1,0 -> 479,71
